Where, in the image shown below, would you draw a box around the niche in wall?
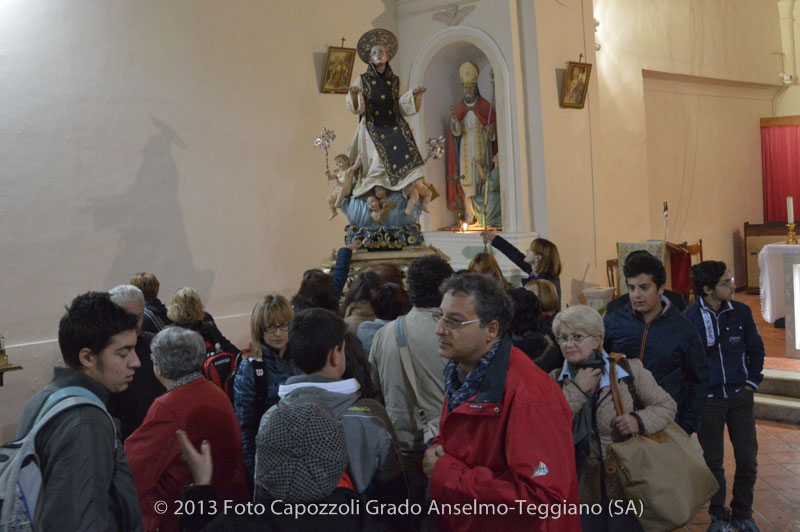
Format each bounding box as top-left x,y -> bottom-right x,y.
420,41 -> 496,231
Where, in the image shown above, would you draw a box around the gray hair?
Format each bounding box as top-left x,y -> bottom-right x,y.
552,305 -> 604,338
150,327 -> 206,380
109,285 -> 144,307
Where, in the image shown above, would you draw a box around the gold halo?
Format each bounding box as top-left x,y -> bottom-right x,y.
357,29 -> 398,64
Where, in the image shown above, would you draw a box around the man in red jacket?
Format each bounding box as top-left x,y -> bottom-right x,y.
423,273 -> 580,532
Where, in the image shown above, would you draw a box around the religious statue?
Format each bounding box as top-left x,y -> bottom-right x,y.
346,29 -> 426,198
432,3 -> 476,26
446,61 -> 498,226
332,28 -> 432,249
471,153 -> 502,228
326,153 -> 361,220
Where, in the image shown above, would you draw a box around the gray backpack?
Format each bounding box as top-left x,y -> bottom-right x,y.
0,386 -> 114,531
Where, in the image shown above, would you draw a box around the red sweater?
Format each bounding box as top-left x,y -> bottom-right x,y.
431,343 -> 580,532
125,377 -> 248,532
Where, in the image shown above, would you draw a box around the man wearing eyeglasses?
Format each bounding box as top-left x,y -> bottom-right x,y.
684,261 -> 764,532
423,273 -> 579,532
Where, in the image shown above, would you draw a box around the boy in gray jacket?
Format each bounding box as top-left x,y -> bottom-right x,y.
257,308 -> 406,504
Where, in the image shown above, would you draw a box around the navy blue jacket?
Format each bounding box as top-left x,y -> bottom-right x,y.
332,246 -> 352,301
169,316 -> 239,355
490,235 -> 561,308
603,298 -> 709,433
142,297 -> 172,334
683,298 -> 765,399
233,344 -> 298,477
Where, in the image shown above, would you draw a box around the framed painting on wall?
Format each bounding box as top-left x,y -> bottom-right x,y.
560,61 -> 592,109
321,47 -> 356,94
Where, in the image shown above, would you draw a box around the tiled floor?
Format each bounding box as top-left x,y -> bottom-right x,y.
677,294 -> 800,531
678,421 -> 800,531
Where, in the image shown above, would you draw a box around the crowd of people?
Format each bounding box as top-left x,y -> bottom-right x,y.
9,232 -> 765,532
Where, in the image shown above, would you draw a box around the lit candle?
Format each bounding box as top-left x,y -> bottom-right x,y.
789,196 -> 795,224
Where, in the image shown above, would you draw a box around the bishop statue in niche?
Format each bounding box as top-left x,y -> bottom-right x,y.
446,61 -> 501,229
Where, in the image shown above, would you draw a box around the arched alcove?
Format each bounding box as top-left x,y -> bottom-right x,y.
406,26 -> 518,233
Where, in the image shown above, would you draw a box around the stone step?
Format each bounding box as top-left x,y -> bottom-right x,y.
754,393 -> 800,425
757,369 -> 800,399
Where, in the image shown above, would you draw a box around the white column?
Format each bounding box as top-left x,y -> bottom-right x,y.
779,0 -> 797,78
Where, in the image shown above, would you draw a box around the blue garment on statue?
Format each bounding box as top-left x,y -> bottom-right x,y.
339,190 -> 420,228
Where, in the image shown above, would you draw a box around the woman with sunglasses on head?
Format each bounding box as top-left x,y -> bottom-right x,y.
549,305 -> 676,532
233,294 -> 298,479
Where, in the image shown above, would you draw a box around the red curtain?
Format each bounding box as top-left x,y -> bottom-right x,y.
761,125 -> 800,222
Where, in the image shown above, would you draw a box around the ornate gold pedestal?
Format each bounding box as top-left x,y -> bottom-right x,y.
322,245 -> 450,284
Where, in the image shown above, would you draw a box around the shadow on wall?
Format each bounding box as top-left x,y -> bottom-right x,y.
83,117 -> 214,297
371,0 -> 395,29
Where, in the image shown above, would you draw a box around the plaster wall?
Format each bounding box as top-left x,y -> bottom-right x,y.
776,85 -> 800,114
644,73 -> 774,279
774,1 -> 800,115
531,0 -> 599,304
536,0 -> 781,302
0,0 -> 397,439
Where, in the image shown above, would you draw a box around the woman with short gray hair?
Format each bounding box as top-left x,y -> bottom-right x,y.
550,305 -> 676,532
149,327 -> 205,383
125,327 -> 248,532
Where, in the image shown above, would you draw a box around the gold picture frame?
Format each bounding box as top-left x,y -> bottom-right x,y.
321,46 -> 356,94
560,61 -> 592,109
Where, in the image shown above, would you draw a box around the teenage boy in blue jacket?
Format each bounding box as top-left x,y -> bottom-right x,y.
604,251 -> 709,435
684,261 -> 764,532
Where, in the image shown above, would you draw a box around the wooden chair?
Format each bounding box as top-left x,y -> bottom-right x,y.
682,238 -> 703,264
607,258 -> 619,297
677,239 -> 703,301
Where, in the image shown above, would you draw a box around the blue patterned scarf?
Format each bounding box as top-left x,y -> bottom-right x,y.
444,341 -> 501,412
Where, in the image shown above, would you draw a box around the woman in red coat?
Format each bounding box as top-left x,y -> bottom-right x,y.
125,326 -> 248,532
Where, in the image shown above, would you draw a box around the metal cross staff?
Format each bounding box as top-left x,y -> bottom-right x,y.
314,127 -> 336,174
425,136 -> 446,162
484,68 -> 496,232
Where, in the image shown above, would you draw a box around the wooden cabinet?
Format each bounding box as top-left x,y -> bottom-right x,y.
744,222 -> 788,293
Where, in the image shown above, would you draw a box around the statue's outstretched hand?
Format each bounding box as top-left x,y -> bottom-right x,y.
348,86 -> 361,96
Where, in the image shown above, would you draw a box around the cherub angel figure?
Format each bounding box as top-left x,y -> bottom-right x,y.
403,178 -> 433,216
366,189 -> 397,225
326,154 -> 362,220
367,195 -> 384,223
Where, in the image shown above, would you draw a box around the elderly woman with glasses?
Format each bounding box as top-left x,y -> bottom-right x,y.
549,305 -> 676,532
233,293 -> 299,478
125,327 -> 248,532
